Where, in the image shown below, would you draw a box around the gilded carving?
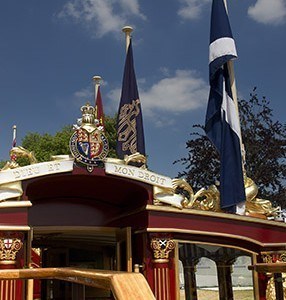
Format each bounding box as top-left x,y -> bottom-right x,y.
153,176 -> 278,217
193,184 -> 221,211
10,146 -> 37,164
245,177 -> 278,217
153,178 -> 194,209
150,238 -> 175,262
266,275 -> 286,300
105,152 -> 147,169
261,252 -> 286,264
261,251 -> 286,300
0,238 -> 23,262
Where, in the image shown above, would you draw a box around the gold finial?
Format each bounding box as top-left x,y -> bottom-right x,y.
122,26 -> 133,53
92,75 -> 102,85
122,26 -> 133,34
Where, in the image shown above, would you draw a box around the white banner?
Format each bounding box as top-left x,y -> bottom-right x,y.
105,162 -> 172,188
0,159 -> 74,184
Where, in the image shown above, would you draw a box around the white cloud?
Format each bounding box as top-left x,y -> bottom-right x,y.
141,70 -> 208,114
248,0 -> 286,25
107,69 -> 208,126
74,87 -> 93,99
177,0 -> 211,20
120,0 -> 146,20
58,0 -> 146,38
72,79 -> 108,105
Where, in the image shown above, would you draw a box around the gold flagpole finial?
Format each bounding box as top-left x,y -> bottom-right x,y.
122,26 -> 133,53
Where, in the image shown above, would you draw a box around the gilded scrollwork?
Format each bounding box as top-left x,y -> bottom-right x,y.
153,178 -> 221,211
9,146 -> 38,165
266,275 -> 286,300
105,152 -> 147,169
261,251 -> 286,300
0,147 -> 35,202
193,185 -> 221,212
245,177 -> 279,217
1,146 -> 37,171
261,252 -> 286,264
0,238 -> 23,262
153,178 -> 195,209
150,238 -> 175,262
153,175 -> 278,217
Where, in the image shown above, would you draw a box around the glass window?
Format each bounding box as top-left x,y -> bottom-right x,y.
178,242 -> 254,300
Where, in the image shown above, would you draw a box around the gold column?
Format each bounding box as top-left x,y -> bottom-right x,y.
0,237 -> 23,300
150,237 -> 175,300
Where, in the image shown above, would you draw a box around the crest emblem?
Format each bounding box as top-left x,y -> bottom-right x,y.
70,103 -> 109,172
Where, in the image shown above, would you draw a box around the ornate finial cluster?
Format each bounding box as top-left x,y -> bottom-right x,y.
0,238 -> 23,262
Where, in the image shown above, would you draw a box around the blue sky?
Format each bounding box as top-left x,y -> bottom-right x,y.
0,0 -> 285,178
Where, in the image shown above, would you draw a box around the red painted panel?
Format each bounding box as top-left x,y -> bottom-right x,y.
148,211 -> 286,245
0,208 -> 28,226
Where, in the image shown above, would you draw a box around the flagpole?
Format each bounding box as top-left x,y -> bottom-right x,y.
223,0 -> 246,214
92,75 -> 101,119
223,0 -> 245,169
223,0 -> 240,125
122,26 -> 133,53
12,125 -> 17,147
92,75 -> 101,100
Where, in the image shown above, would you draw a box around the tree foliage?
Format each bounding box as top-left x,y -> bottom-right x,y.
103,114 -> 117,158
21,126 -> 73,163
0,114 -> 118,167
176,88 -> 286,207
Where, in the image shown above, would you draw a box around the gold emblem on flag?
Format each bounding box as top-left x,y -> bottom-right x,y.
117,99 -> 140,153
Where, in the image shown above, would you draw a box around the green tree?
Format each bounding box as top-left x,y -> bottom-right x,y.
21,126 -> 73,163
0,115 -> 118,167
103,114 -> 117,158
176,89 -> 286,208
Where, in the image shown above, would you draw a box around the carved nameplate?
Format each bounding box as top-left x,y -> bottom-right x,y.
105,162 -> 172,188
0,160 -> 74,184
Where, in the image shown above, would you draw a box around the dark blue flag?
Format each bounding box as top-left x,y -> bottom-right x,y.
116,39 -> 145,159
205,0 -> 246,212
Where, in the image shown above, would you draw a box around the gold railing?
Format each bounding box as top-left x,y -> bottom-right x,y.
0,267 -> 155,300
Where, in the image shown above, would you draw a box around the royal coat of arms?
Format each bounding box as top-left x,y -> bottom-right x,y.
70,103 -> 109,171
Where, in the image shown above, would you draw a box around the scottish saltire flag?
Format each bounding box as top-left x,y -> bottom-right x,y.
116,39 -> 145,159
95,86 -> 105,129
205,0 -> 246,212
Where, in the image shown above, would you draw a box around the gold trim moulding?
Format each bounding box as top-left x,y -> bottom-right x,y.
152,259 -> 169,264
33,226 -> 119,235
146,204 -> 286,228
0,201 -> 32,209
174,238 -> 258,255
136,227 -> 286,250
0,261 -> 17,265
0,226 -> 30,231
